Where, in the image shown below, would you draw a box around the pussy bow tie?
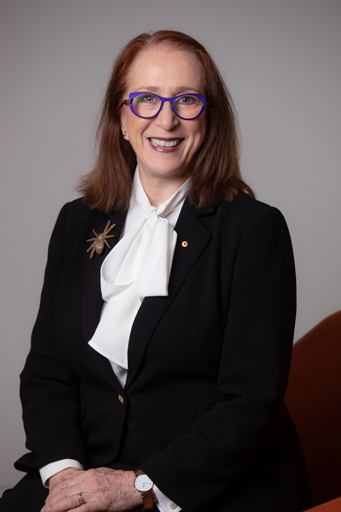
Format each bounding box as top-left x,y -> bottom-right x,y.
88,173 -> 190,370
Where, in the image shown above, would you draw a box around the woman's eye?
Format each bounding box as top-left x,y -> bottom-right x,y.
135,94 -> 156,103
178,95 -> 195,105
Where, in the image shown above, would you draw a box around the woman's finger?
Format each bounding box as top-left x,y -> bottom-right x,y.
41,491 -> 86,512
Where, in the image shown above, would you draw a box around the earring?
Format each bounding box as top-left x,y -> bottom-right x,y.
122,131 -> 127,138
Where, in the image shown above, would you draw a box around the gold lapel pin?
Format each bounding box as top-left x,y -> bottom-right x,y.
87,221 -> 116,259
182,241 -> 189,247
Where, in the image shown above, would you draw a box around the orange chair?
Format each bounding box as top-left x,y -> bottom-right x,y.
285,311 -> 341,511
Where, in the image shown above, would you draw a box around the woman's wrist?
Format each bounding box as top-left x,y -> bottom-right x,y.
48,467 -> 80,491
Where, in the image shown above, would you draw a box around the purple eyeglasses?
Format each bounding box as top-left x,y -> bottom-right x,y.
123,92 -> 207,120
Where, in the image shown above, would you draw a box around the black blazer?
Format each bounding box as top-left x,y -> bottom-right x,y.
16,193 -> 310,512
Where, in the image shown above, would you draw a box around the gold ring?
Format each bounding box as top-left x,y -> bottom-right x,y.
78,493 -> 85,505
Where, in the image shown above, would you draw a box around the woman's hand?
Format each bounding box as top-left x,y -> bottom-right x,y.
48,468 -> 81,494
41,468 -> 142,512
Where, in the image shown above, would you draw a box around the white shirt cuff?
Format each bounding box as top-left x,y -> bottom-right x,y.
39,459 -> 83,488
154,485 -> 181,512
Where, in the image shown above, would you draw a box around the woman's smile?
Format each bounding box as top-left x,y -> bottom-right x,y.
149,137 -> 182,149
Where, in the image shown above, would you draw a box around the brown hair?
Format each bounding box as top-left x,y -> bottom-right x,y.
78,30 -> 254,212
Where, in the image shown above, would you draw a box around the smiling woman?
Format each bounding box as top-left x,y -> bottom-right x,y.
1,30 -> 310,512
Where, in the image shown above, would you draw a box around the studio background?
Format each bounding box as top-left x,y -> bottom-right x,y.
1,0 -> 340,490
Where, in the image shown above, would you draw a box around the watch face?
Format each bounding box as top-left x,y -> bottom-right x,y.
135,474 -> 153,492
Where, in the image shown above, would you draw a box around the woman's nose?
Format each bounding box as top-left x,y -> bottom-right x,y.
155,101 -> 180,130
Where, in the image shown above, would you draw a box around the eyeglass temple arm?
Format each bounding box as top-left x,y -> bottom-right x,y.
121,99 -> 133,106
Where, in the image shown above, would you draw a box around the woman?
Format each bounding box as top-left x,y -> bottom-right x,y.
0,30 -> 310,512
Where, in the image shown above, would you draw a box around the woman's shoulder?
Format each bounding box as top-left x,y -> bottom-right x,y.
220,191 -> 274,214
56,197 -> 113,229
215,192 -> 286,227
208,193 -> 292,250
59,196 -> 94,219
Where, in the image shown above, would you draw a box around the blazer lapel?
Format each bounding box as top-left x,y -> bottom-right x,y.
82,209 -> 127,390
125,200 -> 214,389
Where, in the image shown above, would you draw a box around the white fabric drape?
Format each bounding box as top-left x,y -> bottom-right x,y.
88,169 -> 190,375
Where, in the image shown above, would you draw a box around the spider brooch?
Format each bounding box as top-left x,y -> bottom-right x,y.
86,221 -> 116,259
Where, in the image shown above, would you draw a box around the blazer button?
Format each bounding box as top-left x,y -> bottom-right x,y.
118,394 -> 125,405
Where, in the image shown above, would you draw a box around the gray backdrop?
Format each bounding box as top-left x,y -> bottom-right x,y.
1,0 -> 340,490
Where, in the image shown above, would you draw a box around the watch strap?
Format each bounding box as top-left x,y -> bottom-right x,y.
141,490 -> 154,510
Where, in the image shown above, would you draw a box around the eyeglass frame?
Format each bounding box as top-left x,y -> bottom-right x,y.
122,92 -> 207,120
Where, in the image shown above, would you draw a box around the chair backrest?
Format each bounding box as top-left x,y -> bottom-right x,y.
285,311 -> 341,507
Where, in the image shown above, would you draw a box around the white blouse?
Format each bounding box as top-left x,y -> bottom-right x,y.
89,167 -> 190,387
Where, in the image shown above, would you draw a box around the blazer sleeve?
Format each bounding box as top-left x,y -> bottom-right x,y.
15,203 -> 86,473
140,205 -> 297,511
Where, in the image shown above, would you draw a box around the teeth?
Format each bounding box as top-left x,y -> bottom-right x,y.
150,138 -> 180,147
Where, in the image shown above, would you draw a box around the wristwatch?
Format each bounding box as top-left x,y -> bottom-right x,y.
134,469 -> 154,510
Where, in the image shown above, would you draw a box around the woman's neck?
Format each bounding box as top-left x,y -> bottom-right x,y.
138,169 -> 189,207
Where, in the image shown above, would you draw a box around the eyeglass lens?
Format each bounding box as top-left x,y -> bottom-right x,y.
132,94 -> 203,119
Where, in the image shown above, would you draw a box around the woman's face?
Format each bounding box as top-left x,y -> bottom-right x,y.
120,46 -> 206,186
